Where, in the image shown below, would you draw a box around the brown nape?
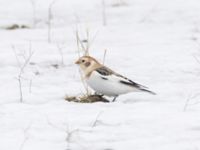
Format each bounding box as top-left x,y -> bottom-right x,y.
84,62 -> 91,67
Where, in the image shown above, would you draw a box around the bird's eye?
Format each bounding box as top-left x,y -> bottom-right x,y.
81,59 -> 85,63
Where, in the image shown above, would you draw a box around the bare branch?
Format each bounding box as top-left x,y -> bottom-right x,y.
12,43 -> 34,102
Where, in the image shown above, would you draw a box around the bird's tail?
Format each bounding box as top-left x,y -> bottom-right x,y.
140,88 -> 156,95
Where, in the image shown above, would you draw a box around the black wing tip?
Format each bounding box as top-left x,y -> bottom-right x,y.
140,89 -> 156,95
120,80 -> 141,88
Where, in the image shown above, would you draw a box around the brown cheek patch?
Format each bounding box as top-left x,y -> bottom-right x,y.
85,62 -> 91,67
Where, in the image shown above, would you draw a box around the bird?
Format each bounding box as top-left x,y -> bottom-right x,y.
75,55 -> 156,102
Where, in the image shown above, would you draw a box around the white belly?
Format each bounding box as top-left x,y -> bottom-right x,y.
86,72 -> 137,96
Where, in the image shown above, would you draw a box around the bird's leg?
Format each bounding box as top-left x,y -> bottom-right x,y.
112,96 -> 118,102
94,91 -> 99,95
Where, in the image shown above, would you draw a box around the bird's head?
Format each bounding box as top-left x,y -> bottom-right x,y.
75,56 -> 101,76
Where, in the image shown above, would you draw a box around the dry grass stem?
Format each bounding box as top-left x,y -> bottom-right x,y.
102,49 -> 107,65
12,42 -> 34,102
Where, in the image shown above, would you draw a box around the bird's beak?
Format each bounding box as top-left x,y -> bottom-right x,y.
75,59 -> 80,64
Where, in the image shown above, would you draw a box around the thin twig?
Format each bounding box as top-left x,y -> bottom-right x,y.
46,117 -> 79,150
193,55 -> 200,64
102,49 -> 107,65
183,93 -> 200,111
75,29 -> 92,95
102,0 -> 107,26
92,111 -> 103,127
12,43 -> 34,102
76,29 -> 87,54
56,43 -> 64,65
79,70 -> 90,95
85,28 -> 89,55
12,45 -> 21,67
183,94 -> 192,112
19,122 -> 32,150
66,127 -> 79,150
87,30 -> 99,50
29,79 -> 32,93
48,0 -> 57,43
76,30 -> 81,57
30,0 -> 37,28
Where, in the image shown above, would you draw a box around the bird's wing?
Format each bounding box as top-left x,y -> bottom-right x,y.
116,74 -> 156,95
115,73 -> 147,89
95,66 -> 144,88
95,66 -> 156,95
95,66 -> 114,76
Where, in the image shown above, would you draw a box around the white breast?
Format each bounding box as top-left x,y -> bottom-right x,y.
86,71 -> 138,96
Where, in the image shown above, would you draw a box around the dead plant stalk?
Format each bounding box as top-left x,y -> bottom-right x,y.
12,43 -> 34,102
48,0 -> 56,43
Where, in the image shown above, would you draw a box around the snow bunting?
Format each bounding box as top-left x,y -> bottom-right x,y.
75,56 -> 156,101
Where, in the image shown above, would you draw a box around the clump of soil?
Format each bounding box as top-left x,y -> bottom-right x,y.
65,94 -> 109,103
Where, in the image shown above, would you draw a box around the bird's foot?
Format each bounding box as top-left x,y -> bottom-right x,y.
112,96 -> 118,102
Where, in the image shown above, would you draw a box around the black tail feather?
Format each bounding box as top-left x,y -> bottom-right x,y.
118,79 -> 156,95
140,88 -> 156,95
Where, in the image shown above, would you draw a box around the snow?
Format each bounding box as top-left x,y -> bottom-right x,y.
0,0 -> 200,149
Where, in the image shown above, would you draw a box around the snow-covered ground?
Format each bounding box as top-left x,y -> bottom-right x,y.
0,0 -> 200,149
